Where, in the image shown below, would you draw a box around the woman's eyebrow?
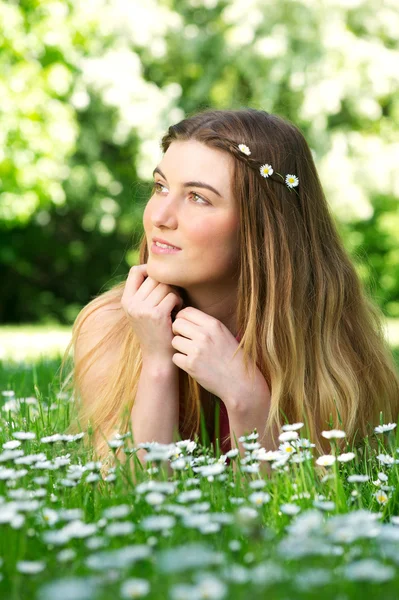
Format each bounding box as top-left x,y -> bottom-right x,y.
152,166 -> 222,197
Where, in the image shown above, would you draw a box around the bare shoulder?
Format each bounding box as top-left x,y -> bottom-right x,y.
74,300 -> 124,405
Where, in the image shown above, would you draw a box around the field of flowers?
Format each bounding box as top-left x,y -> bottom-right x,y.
1,356 -> 399,600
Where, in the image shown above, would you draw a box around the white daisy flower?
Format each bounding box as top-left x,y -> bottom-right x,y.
321,429 -> 346,439
280,503 -> 301,516
2,440 -> 21,450
377,453 -> 395,465
285,174 -> 299,188
238,143 -> 251,155
375,490 -> 389,505
279,442 -> 296,454
103,505 -> 131,519
249,479 -> 267,490
279,431 -> 299,442
225,448 -> 239,459
228,540 -> 241,551
315,454 -> 336,466
281,422 -> 304,432
238,431 -> 258,442
177,489 -> 202,503
374,423 -> 397,434
12,431 -> 36,441
145,492 -> 165,506
260,163 -> 274,178
120,577 -> 150,598
105,521 -> 135,537
16,560 -> 46,574
337,452 -> 355,462
249,491 -> 271,506
242,441 -> 261,450
347,474 -> 369,483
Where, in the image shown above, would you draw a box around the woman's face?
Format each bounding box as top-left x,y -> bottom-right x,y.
143,140 -> 240,290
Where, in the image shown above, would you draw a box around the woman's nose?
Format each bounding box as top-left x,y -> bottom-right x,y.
151,196 -> 178,228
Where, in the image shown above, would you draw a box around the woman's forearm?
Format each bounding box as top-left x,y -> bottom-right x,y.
130,357 -> 180,467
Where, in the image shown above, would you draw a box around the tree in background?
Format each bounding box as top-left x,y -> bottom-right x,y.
1,0 -> 398,324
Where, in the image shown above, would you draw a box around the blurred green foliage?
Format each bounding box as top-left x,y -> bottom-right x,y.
0,0 -> 398,324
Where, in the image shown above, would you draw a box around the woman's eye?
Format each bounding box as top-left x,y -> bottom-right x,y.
152,182 -> 209,205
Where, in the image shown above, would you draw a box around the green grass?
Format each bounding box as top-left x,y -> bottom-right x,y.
1,347 -> 399,599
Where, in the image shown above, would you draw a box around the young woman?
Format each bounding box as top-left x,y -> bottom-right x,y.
61,108 -> 399,473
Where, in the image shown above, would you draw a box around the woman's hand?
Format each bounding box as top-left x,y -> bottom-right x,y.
171,307 -> 270,410
121,264 -> 184,363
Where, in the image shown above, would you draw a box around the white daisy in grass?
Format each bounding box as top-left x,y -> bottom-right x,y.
378,472 -> 388,482
342,558 -> 395,582
16,560 -> 46,574
321,429 -> 346,439
40,577 -> 100,600
281,422 -> 304,431
12,431 -> 36,441
347,474 -> 370,483
177,489 -> 202,503
228,540 -> 241,552
249,491 -> 271,506
279,442 -> 296,455
249,479 -> 267,489
280,503 -> 301,516
374,423 -> 397,433
279,430 -> 299,442
193,463 -> 225,477
194,574 -> 227,600
375,490 -> 389,505
0,449 -> 24,462
175,440 -> 197,453
199,522 -> 221,535
241,463 -> 260,474
242,441 -> 261,451
225,448 -> 239,459
56,549 -> 76,563
85,545 -> 151,571
103,505 -> 130,520
135,481 -> 177,495
235,506 -> 259,525
238,143 -> 251,155
285,174 -> 299,188
170,458 -> 188,471
295,438 -> 315,448
141,515 -> 176,531
255,449 -> 283,461
108,439 -> 124,449
238,431 -> 258,442
120,578 -> 150,598
145,492 -> 165,506
105,521 -> 135,537
376,453 -> 395,465
313,499 -> 336,511
337,452 -> 356,462
260,163 -> 274,178
315,454 -> 336,466
85,472 -> 100,484
3,440 -> 21,450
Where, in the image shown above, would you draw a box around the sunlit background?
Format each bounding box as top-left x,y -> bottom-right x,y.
0,0 -> 398,363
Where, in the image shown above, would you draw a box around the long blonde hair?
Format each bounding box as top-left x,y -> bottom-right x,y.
60,108 -> 399,467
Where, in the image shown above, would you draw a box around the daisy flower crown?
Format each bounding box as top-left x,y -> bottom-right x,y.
237,143 -> 299,194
